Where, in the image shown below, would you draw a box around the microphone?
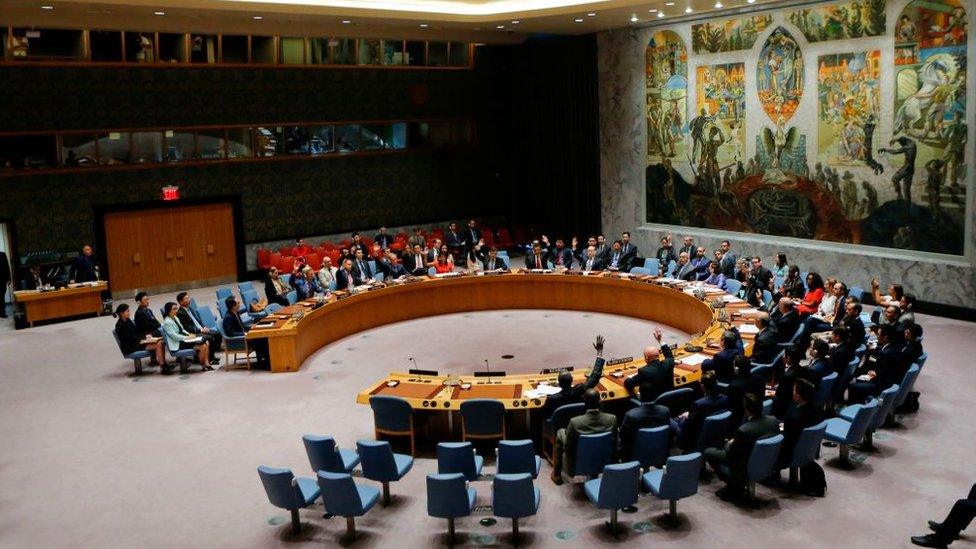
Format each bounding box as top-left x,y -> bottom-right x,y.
484,358 -> 491,379
409,357 -> 418,369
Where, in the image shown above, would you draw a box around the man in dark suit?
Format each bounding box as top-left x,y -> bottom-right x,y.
482,248 -> 508,271
724,355 -> 766,427
134,292 -> 162,337
374,227 -> 394,250
677,235 -> 696,258
543,236 -> 574,269
175,292 -> 221,365
848,324 -> 907,404
689,247 -> 711,281
445,221 -> 464,258
404,244 -> 428,276
351,249 -> 374,283
744,256 -> 774,306
771,298 -> 801,344
376,250 -> 406,280
579,246 -> 605,272
552,388 -> 617,485
620,232 -> 638,270
701,330 -> 740,382
771,349 -> 810,418
704,393 -> 779,501
675,252 -> 697,281
69,244 -> 98,283
594,235 -> 611,263
335,259 -> 358,290
525,243 -> 550,270
575,237 -> 597,264
911,482 -> 976,547
675,371 -> 731,451
264,267 -> 291,307
21,264 -> 47,291
902,323 -> 924,367
751,313 -> 781,365
605,241 -> 627,271
464,220 -> 481,253
222,296 -> 269,370
775,378 -> 822,471
828,325 -> 855,376
624,328 -> 674,401
619,393 -> 670,459
542,336 -> 606,419
841,301 -> 867,347
0,251 -> 10,317
718,240 -> 737,278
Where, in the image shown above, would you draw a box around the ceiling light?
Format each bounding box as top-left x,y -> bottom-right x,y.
511,20 -> 520,24
666,2 -> 675,5
630,13 -> 639,21
649,8 -> 658,12
41,5 -> 54,9
496,24 -> 505,28
657,11 -> 665,17
252,15 -> 263,20
714,1 -> 723,6
341,19 -> 351,23
747,0 -> 755,3
685,6 -> 693,12
574,18 -> 583,22
419,23 -> 428,27
587,12 -> 596,16
153,11 -> 165,16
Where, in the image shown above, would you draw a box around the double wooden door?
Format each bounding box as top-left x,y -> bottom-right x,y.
104,202 -> 238,292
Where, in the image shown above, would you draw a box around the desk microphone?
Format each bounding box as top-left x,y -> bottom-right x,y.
409,357 -> 418,369
484,359 -> 492,379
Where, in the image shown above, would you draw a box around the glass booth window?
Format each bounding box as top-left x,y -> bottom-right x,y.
309,126 -> 335,155
251,36 -> 275,63
221,35 -> 248,63
449,42 -> 468,66
158,33 -> 187,63
190,34 -> 217,63
12,28 -> 85,60
336,125 -> 361,152
226,128 -> 253,158
361,124 -> 406,150
405,41 -> 425,66
90,31 -> 123,62
382,40 -> 400,65
124,32 -> 155,63
0,135 -> 58,169
357,39 -> 382,65
408,122 -> 431,148
164,131 -> 195,162
253,127 -> 277,157
332,38 -> 355,65
308,38 -> 329,65
428,42 -> 448,66
61,134 -> 99,166
195,130 -> 227,159
130,131 -> 163,164
280,37 -> 305,64
276,126 -> 310,155
96,132 -> 131,164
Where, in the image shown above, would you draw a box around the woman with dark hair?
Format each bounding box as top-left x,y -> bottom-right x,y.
703,260 -> 727,290
772,252 -> 789,279
161,301 -> 212,369
434,244 -> 454,274
797,272 -> 826,316
114,303 -> 165,366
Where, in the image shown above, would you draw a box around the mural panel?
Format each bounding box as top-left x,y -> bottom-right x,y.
817,51 -> 882,174
692,15 -> 772,53
788,0 -> 886,42
757,27 -> 804,123
646,31 -> 688,162
693,63 -> 745,166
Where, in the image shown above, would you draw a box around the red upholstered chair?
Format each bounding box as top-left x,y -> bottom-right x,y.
338,239 -> 353,249
395,232 -> 408,241
269,252 -> 283,271
327,250 -> 341,264
306,253 -> 322,271
390,242 -> 404,253
512,225 -> 530,245
481,230 -> 496,247
278,246 -> 294,257
321,242 -> 337,251
278,255 -> 296,273
257,248 -> 272,270
496,228 -> 514,248
432,229 -> 445,240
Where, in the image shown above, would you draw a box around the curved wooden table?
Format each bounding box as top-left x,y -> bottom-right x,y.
247,272 -> 761,411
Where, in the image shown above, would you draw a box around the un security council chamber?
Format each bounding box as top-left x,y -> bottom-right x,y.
0,0 -> 972,546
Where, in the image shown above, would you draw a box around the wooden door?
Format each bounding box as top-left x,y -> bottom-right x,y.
104,203 -> 237,292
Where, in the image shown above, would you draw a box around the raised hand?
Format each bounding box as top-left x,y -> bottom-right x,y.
653,328 -> 663,342
593,335 -> 605,353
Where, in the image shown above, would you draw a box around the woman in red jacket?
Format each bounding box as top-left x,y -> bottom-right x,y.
796,272 -> 826,316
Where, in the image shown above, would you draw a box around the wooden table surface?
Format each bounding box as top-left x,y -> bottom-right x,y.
13,282 -> 108,327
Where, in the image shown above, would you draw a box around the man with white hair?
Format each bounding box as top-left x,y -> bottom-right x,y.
623,328 -> 675,403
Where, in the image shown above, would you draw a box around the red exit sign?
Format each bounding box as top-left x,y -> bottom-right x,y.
162,186 -> 181,201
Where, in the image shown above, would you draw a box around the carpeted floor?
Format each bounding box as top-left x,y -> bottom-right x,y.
0,283 -> 973,548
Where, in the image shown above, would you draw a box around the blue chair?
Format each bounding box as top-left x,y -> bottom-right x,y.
642,453 -> 703,521
112,329 -> 152,375
751,350 -> 784,379
280,273 -> 291,286
167,344 -> 197,375
665,260 -> 677,277
584,461 -> 641,535
216,287 -> 233,306
427,267 -> 436,276
426,473 -> 476,544
653,387 -> 695,415
369,395 -> 416,455
762,290 -> 773,308
257,465 -> 321,534
238,282 -> 254,295
437,442 -> 484,481
696,410 -> 732,454
303,434 -> 360,474
357,439 -> 414,505
725,278 -> 742,296
779,325 -> 805,348
893,364 -> 921,414
367,260 -> 378,276
567,431 -> 614,480
744,434 -> 784,499
317,471 -> 380,539
762,398 -> 773,416
241,289 -> 268,320
496,440 -> 542,478
216,317 -> 251,370
285,289 -> 298,305
814,371 -> 838,410
824,398 -> 879,466
632,425 -> 669,469
842,384 -> 899,450
195,305 -> 220,331
786,421 -> 827,486
543,403 -> 584,462
642,258 -> 660,273
493,473 -> 539,541
916,352 -> 928,369
835,357 -> 862,399
629,266 -> 653,276
848,286 -> 865,302
459,399 -> 506,444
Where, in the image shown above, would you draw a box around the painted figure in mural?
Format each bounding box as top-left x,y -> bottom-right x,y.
924,159 -> 946,217
728,120 -> 742,161
842,172 -> 859,218
689,108 -> 712,163
893,54 -> 960,139
760,117 -> 798,172
863,114 -> 884,175
944,6 -> 967,44
879,136 -> 918,204
896,14 -> 917,43
757,28 -> 803,122
860,180 -> 879,216
814,162 -> 825,186
940,111 -> 967,186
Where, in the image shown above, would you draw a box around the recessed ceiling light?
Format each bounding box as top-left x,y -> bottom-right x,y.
511,20 -> 520,24
574,18 -> 583,22
496,25 -> 505,29
41,5 -> 54,9
630,13 -> 639,21
341,19 -> 351,23
685,6 -> 693,12
587,12 -> 596,16
714,1 -> 723,7
666,2 -> 675,5
153,11 -> 165,16
252,15 -> 263,20
747,0 -> 755,3
657,11 -> 665,17
649,8 -> 658,12
419,23 -> 428,27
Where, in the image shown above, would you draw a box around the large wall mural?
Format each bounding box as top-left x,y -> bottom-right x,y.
646,31 -> 688,162
645,0 -> 970,256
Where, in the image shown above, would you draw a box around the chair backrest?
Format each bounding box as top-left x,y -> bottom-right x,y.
846,398 -> 880,443
497,440 -> 538,478
257,465 -> 300,510
632,425 -> 669,468
916,353 -> 927,369
196,305 -> 218,330
848,286 -> 865,302
427,267 -> 436,276
573,431 -> 614,477
111,329 -> 126,356
597,461 -> 641,509
317,471 -> 364,516
629,266 -> 652,276
665,260 -> 677,277
217,297 -> 229,318
657,453 -> 703,500
303,434 -> 342,473
286,290 -> 298,304
697,410 -> 732,453
789,421 -> 827,468
188,297 -> 200,314
426,473 -> 472,519
762,290 -> 773,308
654,387 -> 695,414
238,282 -> 253,294
356,440 -> 398,481
642,258 -> 660,273
492,473 -> 537,519
871,384 -> 900,430
746,434 -> 784,482
369,395 -> 413,433
459,399 -> 505,436
725,278 -> 742,296
814,372 -> 838,407
786,324 -> 804,344
437,442 -> 480,481
216,287 -> 233,303
894,364 -> 921,408
547,403 -> 585,431
242,289 -> 259,307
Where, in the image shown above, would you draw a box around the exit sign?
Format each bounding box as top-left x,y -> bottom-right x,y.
162,186 -> 181,201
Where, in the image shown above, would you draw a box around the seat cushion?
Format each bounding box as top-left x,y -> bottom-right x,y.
125,350 -> 152,360
583,478 -> 601,504
467,487 -> 477,511
357,484 -> 381,513
642,469 -> 664,495
473,455 -> 485,477
837,405 -> 858,422
339,448 -> 361,473
824,417 -> 852,443
295,476 -> 322,506
394,453 -> 414,477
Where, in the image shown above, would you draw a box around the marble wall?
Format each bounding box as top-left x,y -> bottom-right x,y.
598,2 -> 976,307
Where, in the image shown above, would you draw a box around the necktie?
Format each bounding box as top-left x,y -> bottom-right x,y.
613,252 -> 619,266
417,255 -> 422,270
536,256 -> 541,268
489,260 -> 494,270
557,252 -> 563,265
587,259 -> 593,270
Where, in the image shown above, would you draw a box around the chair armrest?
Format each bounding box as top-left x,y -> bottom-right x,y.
838,405 -> 859,422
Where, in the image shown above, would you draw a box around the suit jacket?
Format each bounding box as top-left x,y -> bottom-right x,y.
161,315 -> 193,352
404,253 -> 428,275
719,253 -> 737,278
542,358 -> 605,419
858,342 -> 908,392
751,326 -> 780,364
594,244 -> 611,262
725,414 -> 780,478
482,255 -> 508,271
222,311 -> 248,338
842,315 -> 866,347
772,310 -> 801,343
407,234 -> 426,249
702,347 -> 739,381
525,252 -> 550,270
351,259 -> 372,281
624,345 -> 675,401
22,272 -> 47,290
335,268 -> 356,291
445,231 -> 463,249
377,258 -> 405,279
265,277 -> 290,302
605,249 -> 627,271
689,256 -> 710,280
676,261 -> 696,281
677,393 -> 731,450
579,256 -> 605,272
293,276 -> 322,300
69,254 -> 98,282
619,403 -> 670,458
115,318 -> 144,355
176,307 -> 204,334
725,375 -> 766,426
678,244 -> 696,258
317,267 -> 338,288
134,306 -> 162,337
564,409 -> 617,475
778,403 -> 822,467
0,251 -> 9,285
828,342 -> 855,375
374,234 -> 394,249
654,246 -> 677,267
465,227 -> 481,246
620,243 -> 639,269
549,247 -> 573,268
902,340 -> 923,367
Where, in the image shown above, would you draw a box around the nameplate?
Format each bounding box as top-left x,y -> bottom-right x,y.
540,366 -> 574,374
563,270 -> 584,276
481,270 -> 506,276
607,356 -> 634,366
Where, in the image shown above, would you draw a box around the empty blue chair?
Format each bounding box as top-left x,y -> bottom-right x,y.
459,399 -> 506,443
216,287 -> 233,305
357,439 -> 413,505
814,371 -> 838,410
317,471 -> 379,539
642,258 -> 660,273
568,431 -> 614,480
167,344 -> 196,375
303,434 -> 360,474
842,384 -> 899,450
241,289 -> 268,320
642,453 -> 703,521
848,286 -> 865,302
632,425 -> 669,469
437,442 -> 484,481
762,398 -> 773,417
543,403 -> 584,462
369,395 -> 416,455
654,387 -> 695,414
696,410 -> 732,454
584,461 -> 641,535
238,282 -> 254,295
426,473 -> 476,544
216,316 -> 252,370
786,421 -> 827,486
762,290 -> 773,308
285,289 -> 298,305
893,364 -> 921,412
257,465 -> 321,534
629,266 -> 653,276
824,398 -> 879,466
195,305 -> 220,331
745,434 -> 784,499
497,439 -> 542,478
724,278 -> 742,296
112,329 -> 152,375
493,473 -> 539,541
665,260 -> 677,277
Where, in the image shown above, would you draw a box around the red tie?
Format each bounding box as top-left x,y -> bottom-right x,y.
536,256 -> 542,268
